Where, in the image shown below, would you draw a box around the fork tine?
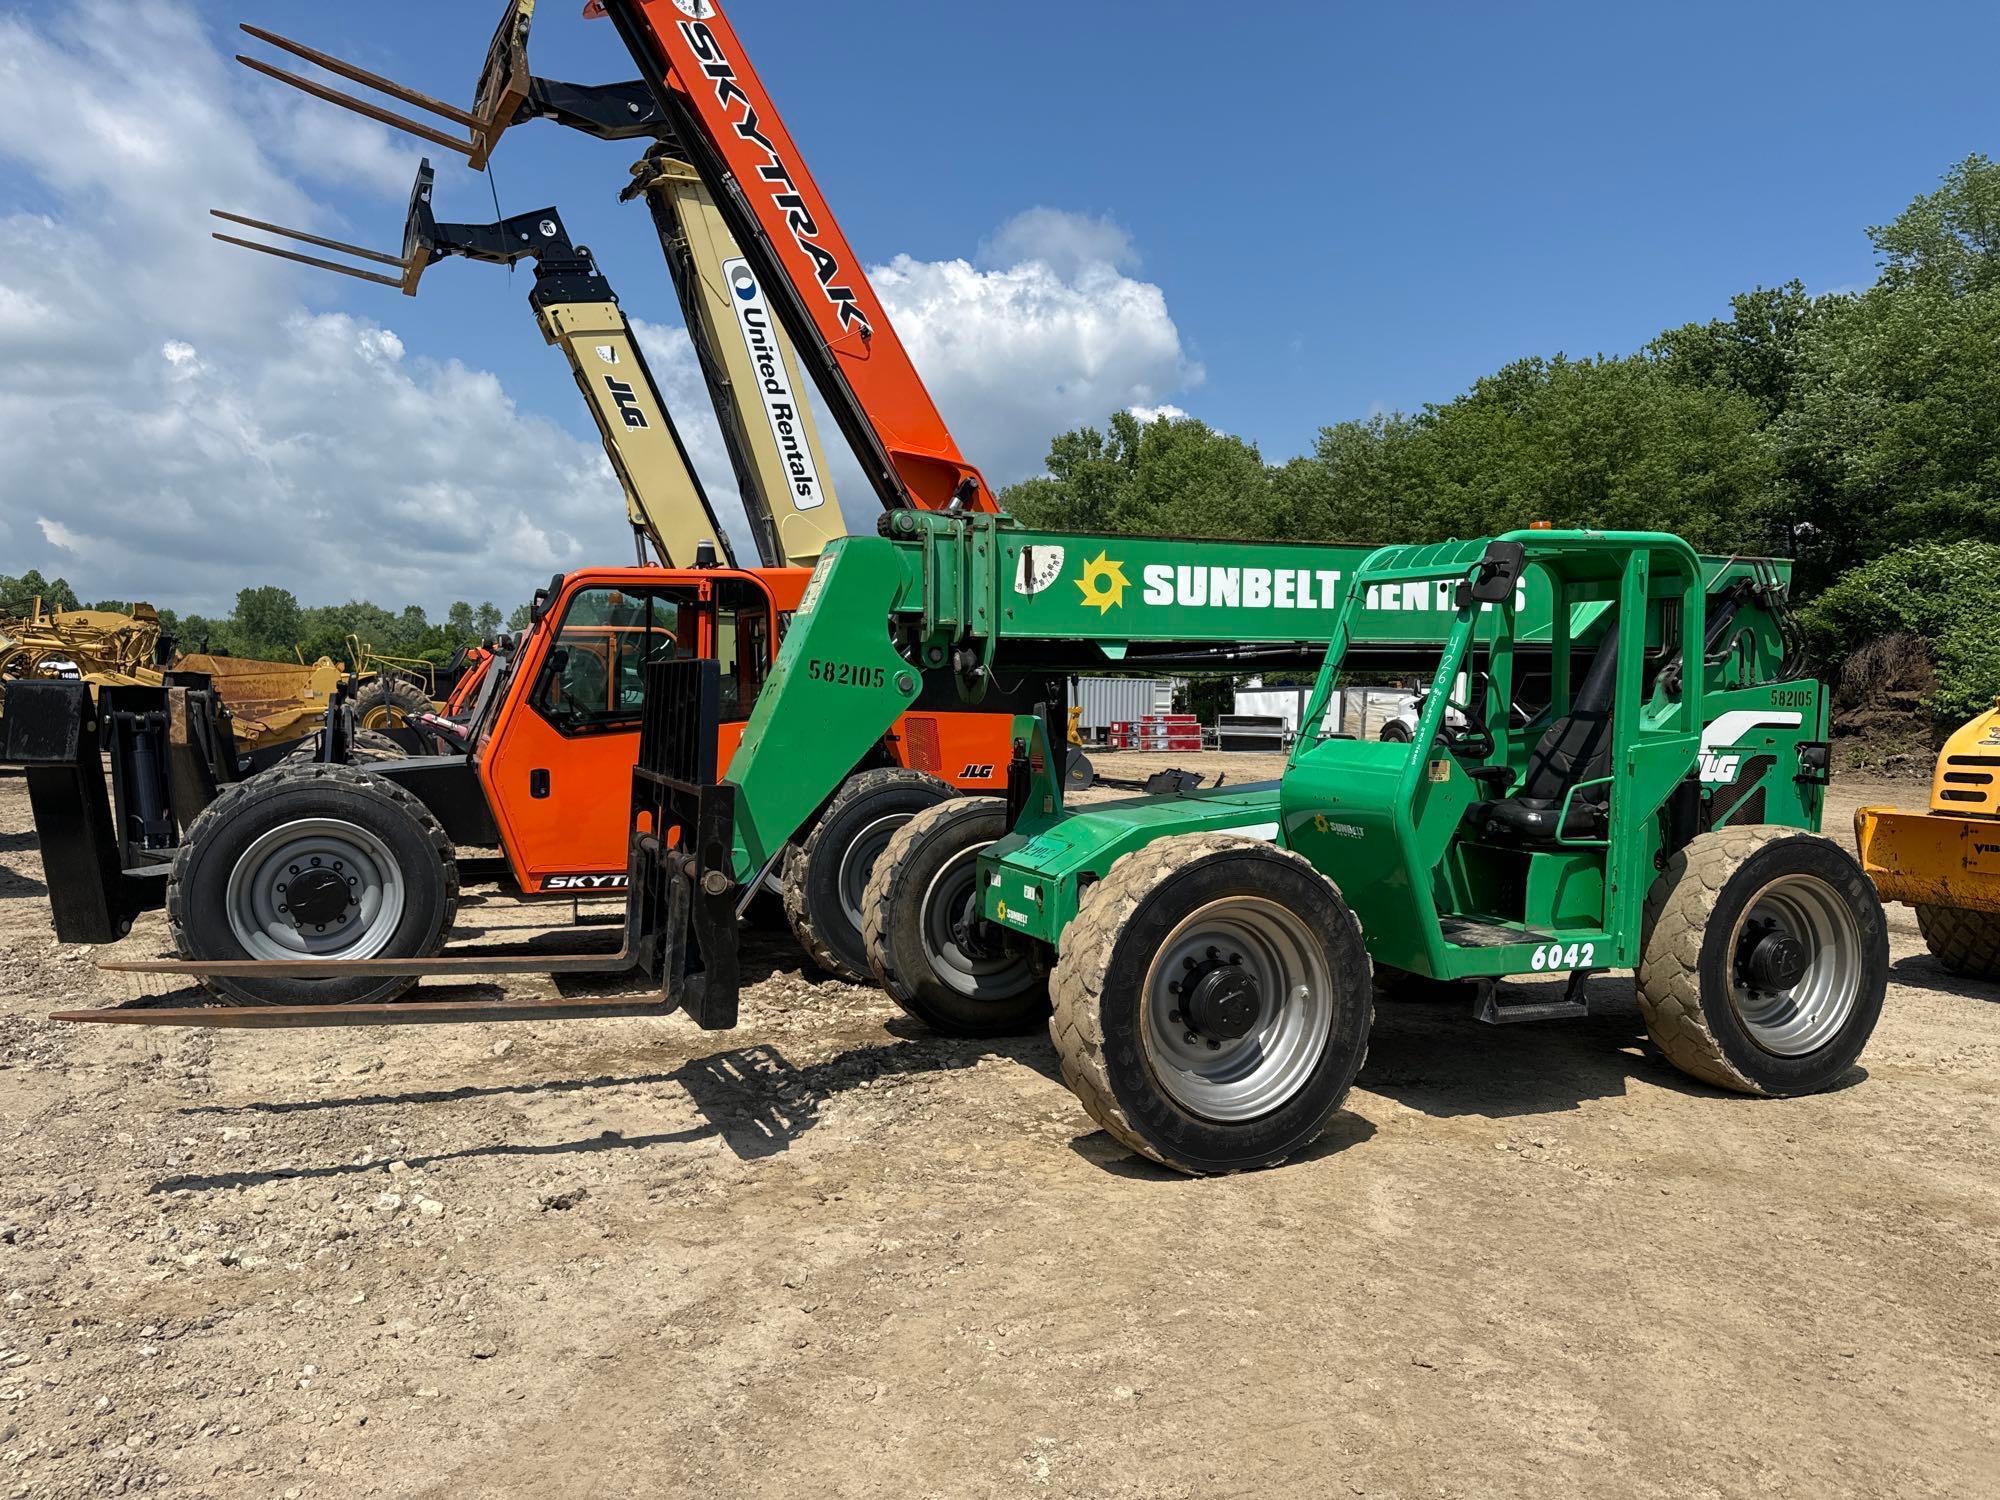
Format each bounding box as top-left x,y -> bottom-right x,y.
209,210 -> 403,268
235,55 -> 474,157
239,23 -> 485,129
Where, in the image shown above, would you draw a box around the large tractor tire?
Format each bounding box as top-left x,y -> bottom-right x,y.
1635,826 -> 1887,1096
281,728 -> 406,768
353,674 -> 432,732
1049,833 -> 1372,1175
1914,903 -> 2000,981
780,767 -> 954,982
862,797 -> 1050,1036
1378,720 -> 1414,744
167,762 -> 459,1007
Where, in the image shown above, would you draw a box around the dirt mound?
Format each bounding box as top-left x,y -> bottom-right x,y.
1830,632 -> 1938,774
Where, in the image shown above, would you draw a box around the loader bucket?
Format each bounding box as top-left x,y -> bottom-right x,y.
1854,805 -> 2000,915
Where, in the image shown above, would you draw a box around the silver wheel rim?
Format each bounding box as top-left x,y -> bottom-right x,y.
838,812 -> 911,935
223,817 -> 406,960
1141,896 -> 1334,1123
1727,872 -> 1863,1056
919,844 -> 1036,1000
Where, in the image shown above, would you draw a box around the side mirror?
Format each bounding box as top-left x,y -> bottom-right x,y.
529,572 -> 566,624
1457,541 -> 1525,608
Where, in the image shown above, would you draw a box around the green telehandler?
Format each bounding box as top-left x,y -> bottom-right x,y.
867,528 -> 1884,1171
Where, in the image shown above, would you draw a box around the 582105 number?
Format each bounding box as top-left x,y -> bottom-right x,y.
805,658 -> 886,690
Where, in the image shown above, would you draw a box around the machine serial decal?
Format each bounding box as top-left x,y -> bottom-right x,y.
1698,710 -> 1804,785
679,22 -> 872,338
1530,941 -> 1595,972
805,658 -> 886,689
722,257 -> 828,509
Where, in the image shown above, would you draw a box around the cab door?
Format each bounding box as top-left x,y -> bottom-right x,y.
480,579 -> 702,891
713,577 -> 777,774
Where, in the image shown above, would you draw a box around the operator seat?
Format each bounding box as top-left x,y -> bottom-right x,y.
1471,622 -> 1619,843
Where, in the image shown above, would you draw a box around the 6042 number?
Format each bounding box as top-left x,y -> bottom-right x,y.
1529,941 -> 1596,972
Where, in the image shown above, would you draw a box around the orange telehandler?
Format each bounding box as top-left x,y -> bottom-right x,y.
1,0 -> 1028,991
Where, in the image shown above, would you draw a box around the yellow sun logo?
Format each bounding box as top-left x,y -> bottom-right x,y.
1076,552 -> 1130,613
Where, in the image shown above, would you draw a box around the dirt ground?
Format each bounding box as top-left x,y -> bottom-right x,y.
0,759 -> 1994,1499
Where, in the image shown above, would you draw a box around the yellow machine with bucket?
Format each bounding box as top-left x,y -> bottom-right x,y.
1855,699 -> 2000,979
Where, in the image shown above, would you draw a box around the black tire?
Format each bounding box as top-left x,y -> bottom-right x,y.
353,674 -> 432,731
167,762 -> 459,1007
780,767 -> 954,981
281,728 -> 405,768
1915,903 -> 2000,980
862,798 -> 1050,1036
1049,833 -> 1372,1175
1378,720 -> 1413,743
1636,826 -> 1887,1096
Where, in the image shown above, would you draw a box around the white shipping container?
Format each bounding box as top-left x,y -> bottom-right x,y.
1068,678 -> 1176,736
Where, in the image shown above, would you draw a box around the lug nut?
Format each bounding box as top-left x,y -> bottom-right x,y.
1184,1031 -> 1198,1045
1167,1010 -> 1181,1024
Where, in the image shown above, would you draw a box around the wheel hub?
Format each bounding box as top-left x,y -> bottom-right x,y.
284,866 -> 352,927
947,888 -> 1003,962
1175,949 -> 1263,1041
1738,921 -> 1808,993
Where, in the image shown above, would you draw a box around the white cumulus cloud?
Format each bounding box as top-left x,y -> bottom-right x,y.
872,208 -> 1199,485
0,4 -> 1200,616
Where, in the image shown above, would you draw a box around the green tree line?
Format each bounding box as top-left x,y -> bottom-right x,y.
3,573 -> 525,669
175,587 -> 522,667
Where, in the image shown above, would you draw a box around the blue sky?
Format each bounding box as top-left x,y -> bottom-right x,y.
0,0 -> 1991,612
281,0 -> 1993,449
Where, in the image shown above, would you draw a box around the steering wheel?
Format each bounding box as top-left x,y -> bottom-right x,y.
1432,696 -> 1495,762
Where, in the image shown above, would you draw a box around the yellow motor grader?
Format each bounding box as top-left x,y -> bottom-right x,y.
1855,699 -> 2000,979
0,599 -> 164,687
0,599 -> 425,756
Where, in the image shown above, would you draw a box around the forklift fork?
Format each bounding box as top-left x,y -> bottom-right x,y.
68,662 -> 744,1032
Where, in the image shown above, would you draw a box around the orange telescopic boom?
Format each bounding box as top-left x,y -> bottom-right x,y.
598,0 -> 998,516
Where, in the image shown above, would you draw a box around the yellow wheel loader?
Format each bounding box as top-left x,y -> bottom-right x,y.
1855,699 -> 2000,979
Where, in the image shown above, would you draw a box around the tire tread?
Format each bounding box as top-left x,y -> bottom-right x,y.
1635,825 -> 1807,1094
1915,902 -> 2000,980
1049,832 -> 1352,1171
781,766 -> 952,981
165,761 -> 459,1006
